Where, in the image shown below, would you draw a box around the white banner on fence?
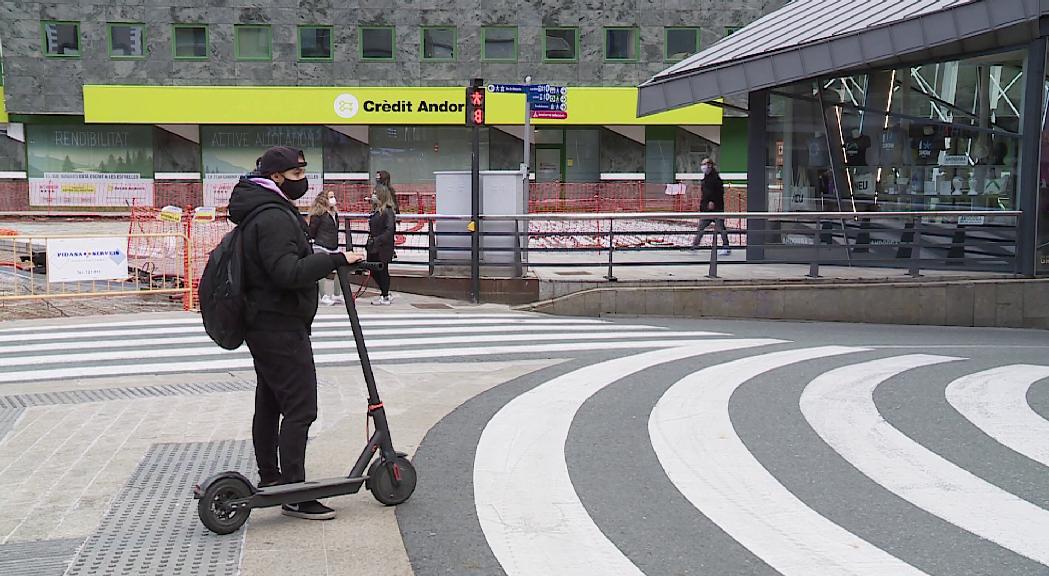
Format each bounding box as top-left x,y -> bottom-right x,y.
203,173 -> 322,207
29,173 -> 153,207
46,237 -> 129,283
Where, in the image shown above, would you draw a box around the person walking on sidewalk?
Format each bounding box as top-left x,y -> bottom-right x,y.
376,169 -> 400,214
307,190 -> 343,306
228,146 -> 364,521
367,184 -> 397,306
691,158 -> 731,256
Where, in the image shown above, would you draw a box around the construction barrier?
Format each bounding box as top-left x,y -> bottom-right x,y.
0,231 -> 193,308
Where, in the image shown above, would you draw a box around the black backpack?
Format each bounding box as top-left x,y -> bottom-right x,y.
198,204 -> 297,350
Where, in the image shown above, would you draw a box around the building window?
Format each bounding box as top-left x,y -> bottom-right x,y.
422,27 -> 455,61
173,25 -> 208,60
235,25 -> 272,61
108,23 -> 145,59
665,27 -> 699,61
482,27 -> 517,61
543,28 -> 578,62
361,26 -> 395,61
298,26 -> 333,61
42,21 -> 80,57
605,27 -> 639,62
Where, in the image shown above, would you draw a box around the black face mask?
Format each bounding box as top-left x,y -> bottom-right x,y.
279,176 -> 309,200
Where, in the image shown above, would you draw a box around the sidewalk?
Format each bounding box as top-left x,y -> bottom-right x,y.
0,295 -> 548,576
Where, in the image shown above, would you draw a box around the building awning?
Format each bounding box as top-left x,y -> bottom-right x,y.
638,0 -> 1047,116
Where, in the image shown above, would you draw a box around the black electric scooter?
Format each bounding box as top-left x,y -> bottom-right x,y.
194,263 -> 417,535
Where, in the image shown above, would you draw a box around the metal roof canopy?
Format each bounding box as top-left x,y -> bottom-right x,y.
638,0 -> 1047,116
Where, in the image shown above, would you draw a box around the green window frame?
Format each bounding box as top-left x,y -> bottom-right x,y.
298,25 -> 333,61
235,24 -> 272,61
172,24 -> 208,60
604,27 -> 639,62
41,21 -> 80,58
664,27 -> 700,62
107,22 -> 146,59
421,26 -> 456,61
360,26 -> 395,61
542,27 -> 579,62
481,26 -> 517,62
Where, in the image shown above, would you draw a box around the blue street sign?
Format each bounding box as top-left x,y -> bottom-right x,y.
487,83 -> 525,93
527,92 -> 566,104
528,102 -> 568,112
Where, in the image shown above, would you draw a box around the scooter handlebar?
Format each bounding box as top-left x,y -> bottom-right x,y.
344,261 -> 385,273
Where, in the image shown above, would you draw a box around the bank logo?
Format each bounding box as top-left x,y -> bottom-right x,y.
333,93 -> 359,119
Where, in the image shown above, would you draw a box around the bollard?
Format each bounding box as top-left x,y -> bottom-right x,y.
427,220 -> 437,277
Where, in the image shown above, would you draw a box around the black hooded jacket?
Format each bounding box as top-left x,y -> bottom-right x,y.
228,177 -> 342,330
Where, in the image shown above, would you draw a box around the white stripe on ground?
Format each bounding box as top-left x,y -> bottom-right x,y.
0,331 -> 725,368
475,340 -> 783,576
800,355 -> 1049,566
945,365 -> 1049,467
0,313 -> 550,333
0,318 -> 609,344
0,338 -> 753,384
650,347 -> 932,576
0,323 -> 683,356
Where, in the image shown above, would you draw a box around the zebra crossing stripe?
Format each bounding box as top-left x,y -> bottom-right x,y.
649,347 -> 934,576
0,313 -> 551,334
0,323 -> 676,356
0,331 -> 725,369
474,340 -> 782,576
0,318 -> 609,344
0,339 -> 750,385
945,365 -> 1049,467
800,355 -> 1049,566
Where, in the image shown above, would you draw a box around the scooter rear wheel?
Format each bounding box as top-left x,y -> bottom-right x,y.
198,477 -> 253,534
367,456 -> 417,506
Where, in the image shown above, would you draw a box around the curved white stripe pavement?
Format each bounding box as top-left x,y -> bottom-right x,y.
650,346 -> 931,576
0,338 -> 754,385
475,339 -> 783,576
801,355 -> 1049,566
0,330 -> 724,368
0,317 -> 609,344
945,365 -> 1049,466
0,324 -> 693,356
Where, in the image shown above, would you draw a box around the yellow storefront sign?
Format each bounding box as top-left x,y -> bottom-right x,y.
83,85 -> 720,126
0,87 -> 7,123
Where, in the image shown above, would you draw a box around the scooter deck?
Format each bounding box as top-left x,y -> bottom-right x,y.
249,476 -> 368,508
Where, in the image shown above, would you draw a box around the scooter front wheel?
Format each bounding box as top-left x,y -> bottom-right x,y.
198,477 -> 253,534
367,456 -> 417,506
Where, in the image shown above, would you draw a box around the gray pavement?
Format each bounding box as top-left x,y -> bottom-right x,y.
2,298 -> 1049,575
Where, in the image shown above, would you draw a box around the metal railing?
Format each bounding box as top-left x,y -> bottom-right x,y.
342,210 -> 1022,281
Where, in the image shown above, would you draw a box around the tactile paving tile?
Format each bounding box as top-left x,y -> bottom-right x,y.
0,537 -> 83,576
0,379 -> 255,409
0,407 -> 23,442
65,440 -> 255,576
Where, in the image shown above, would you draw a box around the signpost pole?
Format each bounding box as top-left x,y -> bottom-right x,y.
522,76 -> 532,267
470,78 -> 482,303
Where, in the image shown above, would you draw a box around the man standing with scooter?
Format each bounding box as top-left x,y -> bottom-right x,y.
228,146 -> 364,521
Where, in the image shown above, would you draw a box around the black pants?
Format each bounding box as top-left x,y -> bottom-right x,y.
693,218 -> 730,249
368,251 -> 391,296
245,328 -> 318,484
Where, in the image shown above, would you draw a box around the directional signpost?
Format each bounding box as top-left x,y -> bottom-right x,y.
487,83 -> 569,120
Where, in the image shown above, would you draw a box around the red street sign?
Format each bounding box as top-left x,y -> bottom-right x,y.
531,110 -> 567,119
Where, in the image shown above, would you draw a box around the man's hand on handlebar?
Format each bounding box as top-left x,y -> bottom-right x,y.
339,252 -> 365,265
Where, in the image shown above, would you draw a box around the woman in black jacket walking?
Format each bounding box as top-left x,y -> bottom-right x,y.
367,184 -> 397,305
307,191 -> 342,306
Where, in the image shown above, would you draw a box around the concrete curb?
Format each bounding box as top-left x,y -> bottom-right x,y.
517,277 -> 1049,329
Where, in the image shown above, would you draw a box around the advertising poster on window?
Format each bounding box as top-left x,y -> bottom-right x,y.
201,126 -> 324,208
27,125 -> 154,207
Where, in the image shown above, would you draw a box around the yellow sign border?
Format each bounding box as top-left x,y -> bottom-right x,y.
83,85 -> 721,126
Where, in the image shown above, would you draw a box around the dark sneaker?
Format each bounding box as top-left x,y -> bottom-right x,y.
281,500 -> 336,520
258,479 -> 283,488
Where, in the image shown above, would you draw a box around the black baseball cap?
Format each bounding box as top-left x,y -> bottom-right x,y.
257,146 -> 308,176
